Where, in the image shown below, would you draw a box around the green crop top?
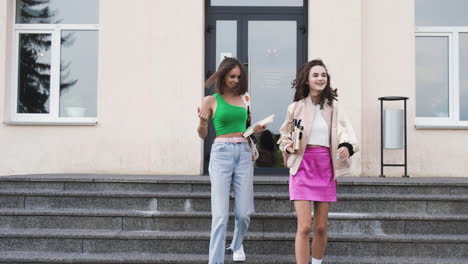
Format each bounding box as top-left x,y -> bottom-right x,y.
212,93 -> 248,136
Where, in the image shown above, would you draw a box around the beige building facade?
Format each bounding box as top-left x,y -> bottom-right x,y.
0,0 -> 467,177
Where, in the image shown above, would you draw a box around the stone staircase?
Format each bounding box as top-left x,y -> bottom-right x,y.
0,174 -> 467,263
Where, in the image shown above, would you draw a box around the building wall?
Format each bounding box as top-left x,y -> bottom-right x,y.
309,0 -> 363,176
309,0 -> 468,177
361,0 -> 468,177
1,0 -> 467,177
361,0 -> 414,177
0,1 -> 7,128
0,0 -> 205,175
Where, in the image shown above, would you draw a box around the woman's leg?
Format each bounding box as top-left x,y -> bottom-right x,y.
230,143 -> 254,251
311,201 -> 330,260
208,144 -> 235,264
294,200 -> 312,264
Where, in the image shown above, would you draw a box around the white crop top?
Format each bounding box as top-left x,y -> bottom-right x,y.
307,104 -> 330,147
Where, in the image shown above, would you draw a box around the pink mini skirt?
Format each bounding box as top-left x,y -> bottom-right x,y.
289,146 -> 337,202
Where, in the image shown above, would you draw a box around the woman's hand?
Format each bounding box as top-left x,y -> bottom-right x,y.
337,146 -> 350,160
286,143 -> 297,154
197,106 -> 210,125
253,124 -> 266,134
197,96 -> 214,139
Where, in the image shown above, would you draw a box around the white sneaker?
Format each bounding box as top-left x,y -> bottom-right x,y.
233,244 -> 246,262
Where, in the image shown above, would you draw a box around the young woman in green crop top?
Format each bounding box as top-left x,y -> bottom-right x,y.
197,57 -> 265,264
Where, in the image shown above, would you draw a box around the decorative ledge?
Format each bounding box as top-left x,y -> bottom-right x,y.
3,121 -> 98,126
415,125 -> 468,130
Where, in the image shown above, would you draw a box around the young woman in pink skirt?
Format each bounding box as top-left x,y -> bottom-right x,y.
278,59 -> 359,264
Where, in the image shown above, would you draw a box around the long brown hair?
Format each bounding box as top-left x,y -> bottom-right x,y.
292,59 -> 338,108
205,57 -> 248,95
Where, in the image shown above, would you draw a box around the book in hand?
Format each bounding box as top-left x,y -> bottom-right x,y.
243,114 -> 275,137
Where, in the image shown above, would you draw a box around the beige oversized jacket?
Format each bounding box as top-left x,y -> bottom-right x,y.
277,96 -> 359,179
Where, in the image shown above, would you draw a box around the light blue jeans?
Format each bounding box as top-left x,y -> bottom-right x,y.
208,142 -> 255,264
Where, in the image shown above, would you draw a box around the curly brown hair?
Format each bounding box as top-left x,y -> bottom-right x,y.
205,57 -> 248,95
292,59 -> 338,108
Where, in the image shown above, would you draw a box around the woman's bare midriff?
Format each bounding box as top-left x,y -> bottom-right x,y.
216,132 -> 244,138
306,144 -> 329,148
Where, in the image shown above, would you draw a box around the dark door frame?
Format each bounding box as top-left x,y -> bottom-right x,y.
204,0 -> 308,175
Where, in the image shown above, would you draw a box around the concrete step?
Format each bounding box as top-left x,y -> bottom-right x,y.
0,251 -> 293,264
1,175 -> 467,196
1,209 -> 467,236
1,175 -> 467,263
0,229 -> 467,258
0,252 -> 466,264
0,175 -> 286,193
121,212 -> 468,235
1,191 -> 467,215
325,256 -> 468,264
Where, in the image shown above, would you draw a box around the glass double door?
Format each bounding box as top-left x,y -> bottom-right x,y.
205,13 -> 307,174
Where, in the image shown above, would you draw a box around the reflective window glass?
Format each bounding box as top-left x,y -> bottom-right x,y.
59,30 -> 98,117
416,36 -> 450,118
459,33 -> 468,120
416,0 -> 468,26
216,21 -> 237,69
17,33 -> 52,113
16,0 -> 98,24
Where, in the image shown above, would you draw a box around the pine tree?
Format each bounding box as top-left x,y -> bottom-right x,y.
16,0 -> 77,113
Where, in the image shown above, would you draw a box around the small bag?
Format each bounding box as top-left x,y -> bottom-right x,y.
248,135 -> 259,161
241,93 -> 259,161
